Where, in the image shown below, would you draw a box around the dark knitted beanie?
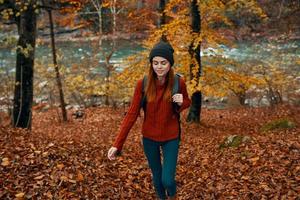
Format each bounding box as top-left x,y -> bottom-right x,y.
149,41 -> 174,66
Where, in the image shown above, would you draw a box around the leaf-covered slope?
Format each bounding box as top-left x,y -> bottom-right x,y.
0,105 -> 299,199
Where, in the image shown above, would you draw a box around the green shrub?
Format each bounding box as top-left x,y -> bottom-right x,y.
260,118 -> 296,132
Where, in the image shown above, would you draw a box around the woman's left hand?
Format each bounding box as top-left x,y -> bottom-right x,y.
172,93 -> 183,106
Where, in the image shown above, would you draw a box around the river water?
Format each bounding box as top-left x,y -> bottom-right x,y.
1,39 -> 299,73
0,38 -> 299,110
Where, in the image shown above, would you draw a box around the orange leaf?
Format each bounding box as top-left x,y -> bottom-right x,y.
76,172 -> 84,182
249,156 -> 259,163
1,158 -> 10,166
57,163 -> 64,170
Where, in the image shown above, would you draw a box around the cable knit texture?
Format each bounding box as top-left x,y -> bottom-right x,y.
113,78 -> 191,151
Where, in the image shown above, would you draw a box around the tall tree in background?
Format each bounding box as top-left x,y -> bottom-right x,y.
87,0 -> 123,105
187,0 -> 202,123
12,1 -> 37,128
158,0 -> 167,41
89,0 -> 103,41
0,0 -> 79,127
43,0 -> 68,122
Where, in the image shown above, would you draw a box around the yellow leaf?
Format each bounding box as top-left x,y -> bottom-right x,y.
15,192 -> 25,198
1,158 -> 10,166
57,163 -> 64,170
60,176 -> 68,181
249,156 -> 259,163
34,150 -> 41,154
42,152 -> 48,157
102,2 -> 110,7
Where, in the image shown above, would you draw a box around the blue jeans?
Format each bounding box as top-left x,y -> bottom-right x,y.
142,137 -> 180,200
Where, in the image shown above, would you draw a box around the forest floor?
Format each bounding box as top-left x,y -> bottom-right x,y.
0,104 -> 299,199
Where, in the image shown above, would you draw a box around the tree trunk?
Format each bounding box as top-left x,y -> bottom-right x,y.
112,0 -> 117,47
137,0 -> 144,10
187,91 -> 202,123
158,0 -> 166,27
238,93 -> 246,106
47,9 -> 68,122
89,0 -> 103,46
104,0 -> 117,106
105,69 -> 110,106
158,0 -> 167,41
187,0 -> 202,123
99,5 -> 103,37
13,4 -> 37,128
98,6 -> 103,47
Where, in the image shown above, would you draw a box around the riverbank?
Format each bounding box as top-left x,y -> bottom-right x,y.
2,23 -> 299,45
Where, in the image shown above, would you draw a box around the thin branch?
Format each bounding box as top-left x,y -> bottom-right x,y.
96,0 -> 101,11
277,0 -> 285,19
90,0 -> 100,12
77,11 -> 101,15
0,0 -> 14,12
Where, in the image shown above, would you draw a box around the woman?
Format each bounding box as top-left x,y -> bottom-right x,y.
107,40 -> 191,200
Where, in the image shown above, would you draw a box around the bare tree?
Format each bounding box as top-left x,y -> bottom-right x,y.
89,0 -> 122,105
42,0 -> 68,122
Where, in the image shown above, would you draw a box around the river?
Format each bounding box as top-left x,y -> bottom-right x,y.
0,38 -> 299,73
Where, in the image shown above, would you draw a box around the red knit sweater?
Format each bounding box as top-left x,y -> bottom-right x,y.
113,78 -> 191,151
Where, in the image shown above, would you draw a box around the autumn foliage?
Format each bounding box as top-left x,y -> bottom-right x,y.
1,104 -> 299,199
0,1 -> 299,198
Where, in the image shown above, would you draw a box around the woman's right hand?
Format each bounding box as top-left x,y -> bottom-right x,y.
107,147 -> 118,160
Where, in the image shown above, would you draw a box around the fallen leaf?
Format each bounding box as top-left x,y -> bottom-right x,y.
15,192 -> 25,198
34,150 -> 41,154
1,158 -> 10,166
241,176 -> 250,180
68,179 -> 76,184
60,176 -> 68,181
76,172 -> 84,182
34,175 -> 44,180
57,163 -> 64,170
45,191 -> 53,198
249,156 -> 260,163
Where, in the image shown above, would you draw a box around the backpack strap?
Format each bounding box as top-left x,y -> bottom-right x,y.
141,76 -> 147,111
172,73 -> 181,112
172,73 -> 181,95
173,73 -> 182,142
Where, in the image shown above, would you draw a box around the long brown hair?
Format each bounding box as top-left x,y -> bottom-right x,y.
145,66 -> 175,102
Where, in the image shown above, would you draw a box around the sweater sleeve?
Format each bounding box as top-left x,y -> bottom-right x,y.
177,78 -> 191,113
113,79 -> 143,151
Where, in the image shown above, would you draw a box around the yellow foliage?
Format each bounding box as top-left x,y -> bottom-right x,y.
16,44 -> 34,58
63,0 -> 272,104
1,8 -> 14,20
113,51 -> 149,100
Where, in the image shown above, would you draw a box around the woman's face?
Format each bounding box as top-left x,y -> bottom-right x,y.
152,56 -> 171,78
